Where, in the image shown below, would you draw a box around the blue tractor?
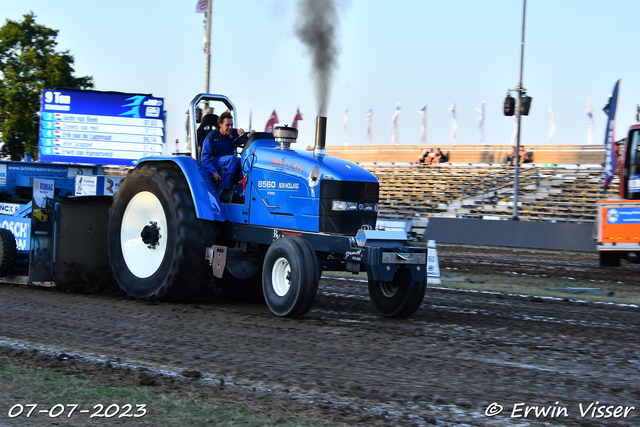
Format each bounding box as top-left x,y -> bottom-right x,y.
106,94 -> 433,318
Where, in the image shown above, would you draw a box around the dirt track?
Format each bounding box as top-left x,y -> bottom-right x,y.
0,245 -> 638,426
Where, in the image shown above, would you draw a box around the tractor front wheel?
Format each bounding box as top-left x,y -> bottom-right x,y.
262,236 -> 318,317
368,268 -> 427,318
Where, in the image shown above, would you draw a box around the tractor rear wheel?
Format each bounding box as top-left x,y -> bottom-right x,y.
262,236 -> 318,317
368,268 -> 427,318
107,163 -> 217,301
0,228 -> 17,277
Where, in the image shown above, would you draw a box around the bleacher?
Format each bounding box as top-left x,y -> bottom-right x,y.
362,162 -> 617,224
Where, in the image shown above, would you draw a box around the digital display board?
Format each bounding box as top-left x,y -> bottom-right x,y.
39,89 -> 165,166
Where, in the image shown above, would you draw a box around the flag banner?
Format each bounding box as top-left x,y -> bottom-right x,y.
248,109 -> 252,132
548,100 -> 556,144
604,79 -> 621,193
586,99 -> 594,145
195,0 -> 208,13
202,13 -> 208,52
265,110 -> 279,133
292,109 -> 303,128
448,102 -> 457,145
475,101 -> 485,144
418,105 -> 427,144
366,106 -> 373,144
391,103 -> 401,145
343,106 -> 349,146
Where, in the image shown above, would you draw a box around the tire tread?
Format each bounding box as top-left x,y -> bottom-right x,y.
0,228 -> 17,277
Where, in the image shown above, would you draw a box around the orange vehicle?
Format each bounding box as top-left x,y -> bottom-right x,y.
596,123 -> 640,266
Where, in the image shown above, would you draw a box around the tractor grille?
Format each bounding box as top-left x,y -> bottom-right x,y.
319,181 -> 379,235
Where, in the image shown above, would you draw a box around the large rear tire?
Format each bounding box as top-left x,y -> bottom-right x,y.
368,268 -> 427,318
0,228 -> 17,277
262,236 -> 318,317
107,163 -> 217,301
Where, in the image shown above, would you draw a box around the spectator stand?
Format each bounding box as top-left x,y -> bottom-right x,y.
361,161 -> 616,225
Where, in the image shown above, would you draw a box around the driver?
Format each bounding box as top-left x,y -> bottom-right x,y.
201,110 -> 245,199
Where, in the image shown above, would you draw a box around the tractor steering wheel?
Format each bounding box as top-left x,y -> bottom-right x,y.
231,132 -> 251,148
231,132 -> 251,156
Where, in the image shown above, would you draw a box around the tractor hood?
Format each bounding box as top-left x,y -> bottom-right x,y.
243,141 -> 378,186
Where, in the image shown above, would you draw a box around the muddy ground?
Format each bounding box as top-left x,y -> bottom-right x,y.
0,245 -> 638,426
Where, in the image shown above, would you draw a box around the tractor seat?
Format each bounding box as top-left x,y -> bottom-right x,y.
196,113 -> 219,162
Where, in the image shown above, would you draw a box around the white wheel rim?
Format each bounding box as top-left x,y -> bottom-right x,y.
271,257 -> 291,297
121,191 -> 167,278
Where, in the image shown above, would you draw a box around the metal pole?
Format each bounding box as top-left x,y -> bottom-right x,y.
205,0 -> 213,94
513,0 -> 526,220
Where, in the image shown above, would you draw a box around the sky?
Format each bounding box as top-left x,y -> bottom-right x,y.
2,0 -> 640,155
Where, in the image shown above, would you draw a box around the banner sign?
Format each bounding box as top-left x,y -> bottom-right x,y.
606,207 -> 640,224
30,178 -> 55,282
603,80 -> 620,192
39,89 -> 165,167
0,217 -> 30,250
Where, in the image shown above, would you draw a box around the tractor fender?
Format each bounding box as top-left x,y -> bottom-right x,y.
136,157 -> 227,222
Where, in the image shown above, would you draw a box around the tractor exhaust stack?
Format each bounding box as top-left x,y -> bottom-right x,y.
314,116 -> 327,155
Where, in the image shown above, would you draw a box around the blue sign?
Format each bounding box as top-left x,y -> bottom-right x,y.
0,217 -> 31,250
39,89 -> 165,166
607,207 -> 640,224
629,174 -> 640,193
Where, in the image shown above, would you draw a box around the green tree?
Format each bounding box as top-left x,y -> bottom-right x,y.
0,12 -> 93,160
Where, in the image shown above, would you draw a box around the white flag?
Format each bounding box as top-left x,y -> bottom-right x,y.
343,106 -> 349,147
475,101 -> 485,144
365,106 -> 373,144
586,99 -> 594,145
418,105 -> 427,144
195,0 -> 208,12
202,13 -> 208,52
391,103 -> 401,145
448,102 -> 457,145
548,100 -> 556,144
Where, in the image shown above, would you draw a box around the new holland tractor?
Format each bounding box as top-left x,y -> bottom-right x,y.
106,94 -> 434,317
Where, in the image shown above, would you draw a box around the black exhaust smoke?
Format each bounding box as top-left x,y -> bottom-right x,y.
314,116 -> 327,155
295,0 -> 340,114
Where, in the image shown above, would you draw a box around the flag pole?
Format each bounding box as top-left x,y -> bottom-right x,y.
205,0 -> 212,95
512,0 -> 526,220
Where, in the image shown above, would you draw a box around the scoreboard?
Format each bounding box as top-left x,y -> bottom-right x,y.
39,89 -> 165,166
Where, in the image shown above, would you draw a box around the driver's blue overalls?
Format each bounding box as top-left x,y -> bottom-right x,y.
201,128 -> 241,190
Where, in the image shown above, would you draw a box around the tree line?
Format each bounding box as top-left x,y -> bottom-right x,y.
0,12 -> 93,160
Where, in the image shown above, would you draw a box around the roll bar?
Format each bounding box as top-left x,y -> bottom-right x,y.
188,94 -> 237,160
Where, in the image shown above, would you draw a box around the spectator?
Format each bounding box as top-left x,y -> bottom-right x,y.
415,148 -> 434,164
425,149 -> 438,164
435,148 -> 448,163
504,147 -> 516,166
519,146 -> 526,164
489,192 -> 500,205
